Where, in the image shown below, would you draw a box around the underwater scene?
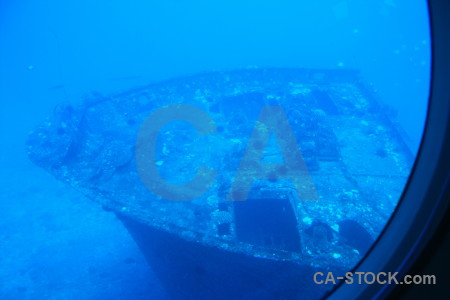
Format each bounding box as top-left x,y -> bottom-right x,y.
1,1 -> 430,299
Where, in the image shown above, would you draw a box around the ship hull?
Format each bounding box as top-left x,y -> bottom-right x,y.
118,214 -> 327,300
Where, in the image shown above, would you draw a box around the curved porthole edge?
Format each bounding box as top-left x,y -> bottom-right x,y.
329,0 -> 450,299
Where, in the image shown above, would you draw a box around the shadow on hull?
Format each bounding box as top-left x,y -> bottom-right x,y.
118,214 -> 328,300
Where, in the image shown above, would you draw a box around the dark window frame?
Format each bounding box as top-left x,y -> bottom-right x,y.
329,0 -> 450,298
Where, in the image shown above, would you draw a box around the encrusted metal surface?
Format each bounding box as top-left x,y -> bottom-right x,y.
27,68 -> 413,271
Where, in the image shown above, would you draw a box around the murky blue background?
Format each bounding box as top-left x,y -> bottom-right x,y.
0,1 -> 430,299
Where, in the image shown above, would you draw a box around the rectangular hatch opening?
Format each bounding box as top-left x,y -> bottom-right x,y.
233,197 -> 301,252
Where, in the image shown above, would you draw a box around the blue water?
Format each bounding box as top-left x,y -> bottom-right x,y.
0,1 -> 430,299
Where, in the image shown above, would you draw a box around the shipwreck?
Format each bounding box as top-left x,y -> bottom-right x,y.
26,68 -> 413,299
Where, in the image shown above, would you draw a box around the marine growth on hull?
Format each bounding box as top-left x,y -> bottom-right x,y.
27,68 -> 413,274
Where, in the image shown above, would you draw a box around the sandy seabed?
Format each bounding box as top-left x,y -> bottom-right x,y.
0,163 -> 167,300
